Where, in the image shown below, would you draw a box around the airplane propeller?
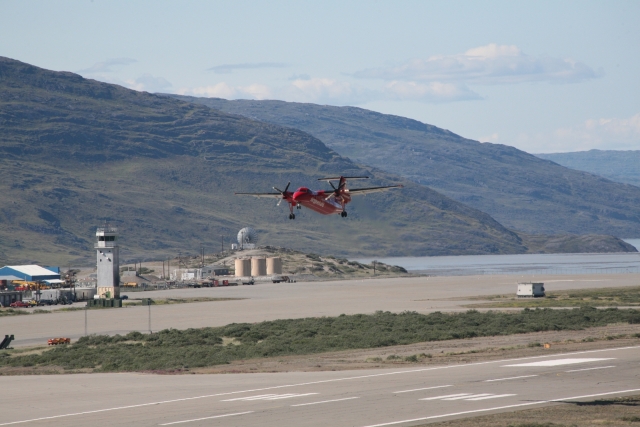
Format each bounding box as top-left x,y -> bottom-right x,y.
325,180 -> 346,200
273,182 -> 291,206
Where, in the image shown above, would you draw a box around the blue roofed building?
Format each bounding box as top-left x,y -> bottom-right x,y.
0,265 -> 61,282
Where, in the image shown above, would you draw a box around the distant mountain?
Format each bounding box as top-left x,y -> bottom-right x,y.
0,57 -> 633,267
170,97 -> 640,238
536,150 -> 640,188
0,57 -> 538,266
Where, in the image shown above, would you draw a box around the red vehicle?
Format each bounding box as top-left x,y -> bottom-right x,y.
9,301 -> 29,308
236,176 -> 402,220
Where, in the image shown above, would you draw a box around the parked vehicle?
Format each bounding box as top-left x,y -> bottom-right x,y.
272,276 -> 295,283
120,295 -> 129,300
9,301 -> 29,308
38,299 -> 57,306
47,337 -> 71,345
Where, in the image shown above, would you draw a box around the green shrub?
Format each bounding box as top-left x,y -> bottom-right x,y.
3,307 -> 639,372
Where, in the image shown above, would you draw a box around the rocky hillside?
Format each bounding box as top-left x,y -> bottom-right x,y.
0,56 -> 555,266
173,97 -> 640,238
536,150 -> 640,188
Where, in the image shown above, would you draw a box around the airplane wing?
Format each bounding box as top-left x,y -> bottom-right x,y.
235,192 -> 283,199
347,185 -> 404,195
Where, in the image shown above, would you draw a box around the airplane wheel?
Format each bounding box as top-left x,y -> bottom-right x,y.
344,211 -> 348,217
288,214 -> 292,220
292,213 -> 296,219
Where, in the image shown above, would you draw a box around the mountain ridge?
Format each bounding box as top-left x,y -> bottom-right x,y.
0,56 -> 526,265
536,150 -> 640,188
0,57 -> 634,266
170,96 -> 640,238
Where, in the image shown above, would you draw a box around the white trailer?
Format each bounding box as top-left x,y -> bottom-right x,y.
517,282 -> 545,298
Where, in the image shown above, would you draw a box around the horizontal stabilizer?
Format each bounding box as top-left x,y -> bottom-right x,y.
317,176 -> 369,182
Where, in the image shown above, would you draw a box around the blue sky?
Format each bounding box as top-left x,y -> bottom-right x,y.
1,0 -> 639,153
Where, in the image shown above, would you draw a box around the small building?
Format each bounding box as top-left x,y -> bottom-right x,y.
517,282 -> 545,298
0,265 -> 61,282
202,264 -> 230,277
0,291 -> 22,307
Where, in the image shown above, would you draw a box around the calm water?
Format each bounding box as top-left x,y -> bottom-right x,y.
357,239 -> 640,276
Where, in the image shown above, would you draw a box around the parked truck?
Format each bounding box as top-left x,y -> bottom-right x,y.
517,282 -> 545,298
272,276 -> 295,283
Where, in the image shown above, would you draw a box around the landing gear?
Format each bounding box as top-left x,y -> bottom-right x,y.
340,211 -> 348,218
289,213 -> 296,220
296,204 -> 301,210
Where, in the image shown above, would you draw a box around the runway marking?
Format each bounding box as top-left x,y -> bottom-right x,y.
360,388 -> 640,427
442,394 -> 492,401
421,393 -> 516,401
158,411 -> 253,425
466,394 -> 516,401
394,385 -> 452,394
291,397 -> 360,407
503,358 -> 614,367
484,375 -> 538,382
420,393 -> 471,400
565,365 -> 616,373
222,393 -> 318,402
1,346 -> 638,426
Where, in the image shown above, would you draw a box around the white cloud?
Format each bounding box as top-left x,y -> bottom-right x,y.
284,78 -> 372,104
384,81 -> 481,102
77,58 -> 137,74
177,82 -> 272,100
518,113 -> 640,153
124,73 -> 172,92
354,44 -> 601,85
177,77 -> 481,105
478,133 -> 500,143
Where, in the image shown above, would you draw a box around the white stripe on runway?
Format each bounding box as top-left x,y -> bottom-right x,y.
222,393 -> 317,402
291,397 -> 360,407
466,394 -> 516,401
484,375 -> 538,382
159,411 -> 253,426
566,366 -> 615,373
393,385 -> 452,394
420,393 -> 471,400
503,358 -> 614,367
442,394 -> 492,401
1,346 -> 637,426
360,388 -> 640,427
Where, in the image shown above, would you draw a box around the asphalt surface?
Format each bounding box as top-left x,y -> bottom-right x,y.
3,273 -> 639,347
1,345 -> 639,426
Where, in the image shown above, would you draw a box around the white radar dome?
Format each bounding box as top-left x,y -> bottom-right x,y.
237,227 -> 258,246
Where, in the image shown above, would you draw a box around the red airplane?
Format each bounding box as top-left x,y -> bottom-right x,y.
236,176 -> 403,219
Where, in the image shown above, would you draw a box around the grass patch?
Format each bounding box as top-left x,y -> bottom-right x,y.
0,308 -> 30,317
2,307 -> 639,373
124,297 -> 243,306
465,286 -> 640,308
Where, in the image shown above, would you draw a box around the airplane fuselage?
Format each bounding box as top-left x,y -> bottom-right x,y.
292,187 -> 352,215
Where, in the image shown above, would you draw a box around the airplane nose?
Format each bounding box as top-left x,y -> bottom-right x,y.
292,191 -> 302,201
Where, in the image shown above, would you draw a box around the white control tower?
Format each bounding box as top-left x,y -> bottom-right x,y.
95,226 -> 120,299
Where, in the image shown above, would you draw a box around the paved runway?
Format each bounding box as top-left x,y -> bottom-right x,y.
3,273 -> 639,347
1,345 -> 638,426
